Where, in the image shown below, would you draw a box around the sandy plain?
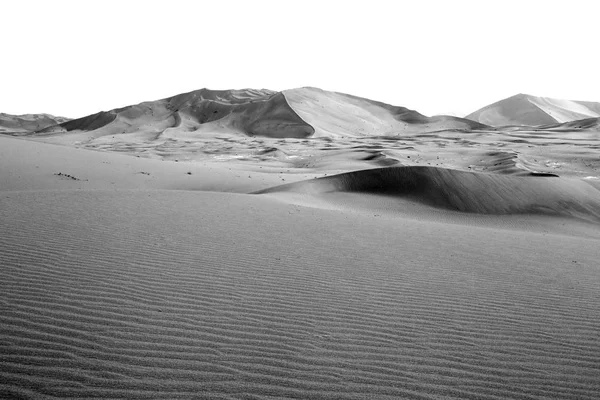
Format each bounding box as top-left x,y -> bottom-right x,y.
1,88 -> 600,399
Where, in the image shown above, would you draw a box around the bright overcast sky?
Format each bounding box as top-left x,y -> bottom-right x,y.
1,0 -> 598,118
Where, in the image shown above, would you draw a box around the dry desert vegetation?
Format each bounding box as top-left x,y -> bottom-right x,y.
1,88 -> 600,399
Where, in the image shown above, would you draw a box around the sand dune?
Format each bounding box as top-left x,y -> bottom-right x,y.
467,93 -> 600,127
7,88 -> 600,180
0,112 -> 70,134
283,87 -> 488,138
4,88 -> 597,181
2,189 -> 600,399
537,117 -> 600,131
2,87 -> 600,398
37,88 -> 314,140
18,87 -> 488,151
255,166 -> 600,223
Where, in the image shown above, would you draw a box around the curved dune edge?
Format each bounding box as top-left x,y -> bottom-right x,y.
283,87 -> 488,138
255,166 -> 600,222
36,89 -> 315,140
466,93 -> 600,127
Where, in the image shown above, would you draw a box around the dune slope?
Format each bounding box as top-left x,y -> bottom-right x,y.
1,190 -> 600,399
284,87 -> 488,138
467,94 -> 600,126
256,166 -> 600,223
0,135 -> 322,193
37,88 -> 315,140
0,113 -> 70,134
28,87 -> 491,147
537,117 -> 600,131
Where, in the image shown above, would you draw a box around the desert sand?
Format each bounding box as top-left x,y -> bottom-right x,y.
0,113 -> 69,135
1,88 -> 600,399
466,93 -> 600,127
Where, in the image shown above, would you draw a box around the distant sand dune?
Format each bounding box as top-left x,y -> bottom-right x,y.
467,94 -> 600,127
17,87 -> 490,150
2,88 -> 600,398
5,88 -> 600,181
36,89 -> 315,140
0,113 -> 70,134
283,87 -> 487,138
537,117 -> 600,131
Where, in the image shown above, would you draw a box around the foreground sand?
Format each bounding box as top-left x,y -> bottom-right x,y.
1,135 -> 600,399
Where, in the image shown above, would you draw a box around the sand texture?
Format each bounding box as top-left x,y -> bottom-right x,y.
1,88 -> 600,399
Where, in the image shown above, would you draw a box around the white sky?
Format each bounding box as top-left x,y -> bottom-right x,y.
1,0 -> 599,118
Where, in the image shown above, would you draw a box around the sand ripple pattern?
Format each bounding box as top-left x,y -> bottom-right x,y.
1,190 -> 600,399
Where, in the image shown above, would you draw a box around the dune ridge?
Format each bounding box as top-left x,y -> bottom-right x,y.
5,88 -> 600,182
0,113 -> 70,134
283,87 -> 488,138
11,87 -> 491,146
255,166 -> 600,222
36,88 -> 315,140
536,117 -> 600,131
467,93 -> 600,127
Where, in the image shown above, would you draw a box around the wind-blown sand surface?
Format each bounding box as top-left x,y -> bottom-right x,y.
2,88 -> 600,398
2,188 -> 600,399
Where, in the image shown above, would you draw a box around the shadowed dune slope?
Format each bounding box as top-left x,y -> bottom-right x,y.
467,93 -> 600,127
0,113 -> 70,134
256,166 -> 600,222
37,88 -> 315,139
284,87 -> 488,137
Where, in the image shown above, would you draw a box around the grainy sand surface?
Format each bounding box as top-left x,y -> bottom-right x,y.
1,89 -> 600,399
2,189 -> 599,399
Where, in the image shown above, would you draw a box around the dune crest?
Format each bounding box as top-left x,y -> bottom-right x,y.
283,87 -> 488,138
537,117 -> 600,131
6,87 -> 491,145
36,88 -> 314,140
467,93 -> 600,127
256,166 -> 600,222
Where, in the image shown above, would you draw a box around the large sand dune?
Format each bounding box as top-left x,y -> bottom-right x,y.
10,88 -> 489,152
467,93 -> 600,127
283,87 -> 488,138
2,87 -> 600,398
37,88 -> 315,140
5,88 -> 600,179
